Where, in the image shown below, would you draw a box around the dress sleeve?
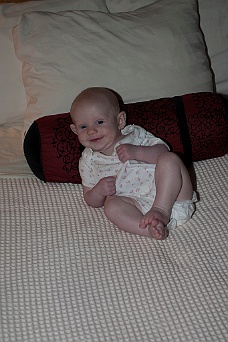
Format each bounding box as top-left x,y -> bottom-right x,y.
135,125 -> 170,150
79,149 -> 96,188
143,130 -> 170,149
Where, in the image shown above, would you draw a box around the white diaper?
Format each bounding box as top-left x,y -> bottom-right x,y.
167,192 -> 197,230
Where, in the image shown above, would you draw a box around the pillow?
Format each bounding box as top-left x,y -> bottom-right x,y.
12,0 -> 213,134
0,0 -> 108,125
23,92 -> 228,184
105,0 -> 156,13
197,0 -> 228,98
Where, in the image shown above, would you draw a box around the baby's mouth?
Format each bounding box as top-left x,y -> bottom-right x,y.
90,137 -> 103,142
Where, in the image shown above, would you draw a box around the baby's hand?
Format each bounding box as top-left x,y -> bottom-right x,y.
116,143 -> 138,163
97,176 -> 116,197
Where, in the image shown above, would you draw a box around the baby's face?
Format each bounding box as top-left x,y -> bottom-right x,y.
71,100 -> 125,155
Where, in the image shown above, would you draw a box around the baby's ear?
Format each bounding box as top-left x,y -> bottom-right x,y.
70,124 -> 77,135
117,111 -> 126,130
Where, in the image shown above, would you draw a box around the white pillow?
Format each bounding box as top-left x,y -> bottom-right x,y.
12,0 -> 213,133
105,0 -> 156,13
0,0 -> 108,125
198,0 -> 228,98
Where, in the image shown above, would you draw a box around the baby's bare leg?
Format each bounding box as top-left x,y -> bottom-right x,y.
104,195 -> 151,237
140,152 -> 193,240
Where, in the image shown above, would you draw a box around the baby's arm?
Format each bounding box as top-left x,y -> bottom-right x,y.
116,143 -> 168,164
83,176 -> 116,208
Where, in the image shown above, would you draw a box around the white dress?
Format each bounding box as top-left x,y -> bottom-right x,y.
79,125 -> 196,229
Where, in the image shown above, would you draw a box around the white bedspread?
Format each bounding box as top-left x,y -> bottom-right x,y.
0,154 -> 227,342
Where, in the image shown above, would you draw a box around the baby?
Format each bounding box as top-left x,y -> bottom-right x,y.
70,87 -> 196,240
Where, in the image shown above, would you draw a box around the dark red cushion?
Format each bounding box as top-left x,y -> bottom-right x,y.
24,92 -> 228,183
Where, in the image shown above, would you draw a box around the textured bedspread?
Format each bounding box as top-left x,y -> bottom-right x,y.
1,155 -> 228,342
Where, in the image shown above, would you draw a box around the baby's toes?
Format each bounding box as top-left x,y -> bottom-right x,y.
139,219 -> 147,228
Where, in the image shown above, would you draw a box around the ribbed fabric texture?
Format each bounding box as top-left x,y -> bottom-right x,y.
0,155 -> 227,342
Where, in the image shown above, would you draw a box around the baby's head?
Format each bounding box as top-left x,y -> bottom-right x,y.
70,87 -> 126,155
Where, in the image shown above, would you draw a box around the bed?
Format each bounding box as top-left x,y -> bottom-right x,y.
0,1 -> 227,341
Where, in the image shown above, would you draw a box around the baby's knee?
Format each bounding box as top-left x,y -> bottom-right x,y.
157,151 -> 182,167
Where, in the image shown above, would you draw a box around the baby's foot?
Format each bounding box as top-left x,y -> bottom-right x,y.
139,207 -> 170,240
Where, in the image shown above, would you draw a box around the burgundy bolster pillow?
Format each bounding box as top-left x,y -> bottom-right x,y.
24,92 -> 228,183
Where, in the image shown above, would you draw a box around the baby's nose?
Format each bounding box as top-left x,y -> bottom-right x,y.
87,126 -> 98,135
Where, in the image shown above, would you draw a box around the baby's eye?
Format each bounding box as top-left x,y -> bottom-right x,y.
79,125 -> 86,129
96,120 -> 104,125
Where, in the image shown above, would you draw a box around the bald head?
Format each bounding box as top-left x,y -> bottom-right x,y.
70,87 -> 120,119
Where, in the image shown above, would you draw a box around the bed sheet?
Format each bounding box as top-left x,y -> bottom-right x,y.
0,154 -> 227,342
